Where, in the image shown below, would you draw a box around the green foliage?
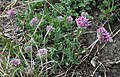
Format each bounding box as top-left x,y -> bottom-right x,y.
51,0 -> 95,16
98,0 -> 120,22
1,0 -> 119,76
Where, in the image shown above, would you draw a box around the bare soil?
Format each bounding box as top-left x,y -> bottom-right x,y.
76,21 -> 120,77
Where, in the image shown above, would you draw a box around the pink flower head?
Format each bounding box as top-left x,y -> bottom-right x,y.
46,25 -> 54,32
57,16 -> 64,21
37,48 -> 48,57
7,9 -> 15,17
10,59 -> 21,66
30,17 -> 39,26
97,27 -> 111,42
76,16 -> 91,28
67,16 -> 73,23
97,27 -> 107,33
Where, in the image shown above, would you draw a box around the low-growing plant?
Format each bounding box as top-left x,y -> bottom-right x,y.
98,0 -> 120,22
0,0 -> 119,76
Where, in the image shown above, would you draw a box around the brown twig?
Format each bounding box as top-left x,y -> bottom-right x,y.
92,61 -> 106,77
108,22 -> 113,35
46,55 -> 48,77
63,65 -> 72,77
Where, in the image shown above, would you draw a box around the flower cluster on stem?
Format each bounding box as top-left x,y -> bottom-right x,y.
76,16 -> 91,28
10,59 -> 21,66
97,27 -> 111,42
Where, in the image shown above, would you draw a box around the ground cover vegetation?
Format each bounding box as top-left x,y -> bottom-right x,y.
0,0 -> 120,77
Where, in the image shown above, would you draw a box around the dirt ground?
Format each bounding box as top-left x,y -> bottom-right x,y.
97,22 -> 120,77
76,21 -> 120,77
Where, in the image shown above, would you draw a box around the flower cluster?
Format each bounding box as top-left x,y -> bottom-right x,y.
7,9 -> 15,17
37,48 -> 48,57
76,16 -> 91,28
10,59 -> 21,66
97,27 -> 111,42
30,17 -> 39,26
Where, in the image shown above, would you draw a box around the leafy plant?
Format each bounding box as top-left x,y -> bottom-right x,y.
98,0 -> 120,22
1,0 -> 119,76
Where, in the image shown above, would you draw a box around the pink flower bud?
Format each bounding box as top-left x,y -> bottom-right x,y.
67,16 -> 73,23
30,17 -> 39,26
7,9 -> 15,17
10,59 -> 21,66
